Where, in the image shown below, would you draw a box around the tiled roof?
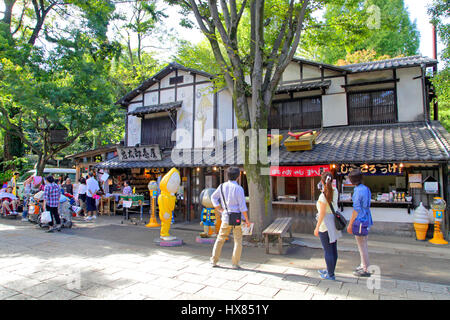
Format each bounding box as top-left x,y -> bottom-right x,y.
342,56 -> 438,73
276,80 -> 331,94
96,122 -> 450,169
276,122 -> 449,165
128,101 -> 182,116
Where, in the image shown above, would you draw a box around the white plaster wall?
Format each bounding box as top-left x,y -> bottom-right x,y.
322,93 -> 348,127
160,88 -> 175,104
177,70 -> 194,84
144,91 -> 158,106
327,77 -> 346,94
282,62 -> 300,82
127,115 -> 141,147
217,88 -> 234,143
397,67 -> 424,122
303,64 -> 321,79
130,94 -> 143,103
176,86 -> 194,149
194,83 -> 215,148
160,71 -> 175,88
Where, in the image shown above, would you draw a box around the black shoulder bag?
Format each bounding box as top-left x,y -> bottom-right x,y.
325,195 -> 347,231
220,183 -> 241,226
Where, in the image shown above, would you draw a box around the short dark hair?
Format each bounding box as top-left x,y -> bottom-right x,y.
79,177 -> 86,184
45,175 -> 55,184
88,172 -> 94,177
227,167 -> 241,181
349,169 -> 363,185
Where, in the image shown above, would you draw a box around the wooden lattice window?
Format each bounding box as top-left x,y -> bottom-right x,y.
348,90 -> 397,125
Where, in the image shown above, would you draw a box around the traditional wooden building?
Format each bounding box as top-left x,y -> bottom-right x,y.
98,56 -> 450,237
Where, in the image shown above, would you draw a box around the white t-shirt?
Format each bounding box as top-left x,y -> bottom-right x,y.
86,177 -> 100,197
316,187 -> 339,233
78,184 -> 87,195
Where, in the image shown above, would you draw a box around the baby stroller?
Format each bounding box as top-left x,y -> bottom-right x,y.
38,194 -> 73,229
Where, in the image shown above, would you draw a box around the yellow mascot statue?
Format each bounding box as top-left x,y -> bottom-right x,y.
158,168 -> 181,241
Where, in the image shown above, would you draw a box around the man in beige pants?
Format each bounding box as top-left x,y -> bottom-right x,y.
210,167 -> 251,269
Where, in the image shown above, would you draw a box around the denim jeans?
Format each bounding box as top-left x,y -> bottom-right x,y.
22,196 -> 29,219
319,231 -> 338,277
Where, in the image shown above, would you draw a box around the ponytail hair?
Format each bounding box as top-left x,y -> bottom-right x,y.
321,171 -> 334,204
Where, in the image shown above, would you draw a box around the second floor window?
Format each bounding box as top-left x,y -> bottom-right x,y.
269,97 -> 322,130
141,116 -> 176,149
348,90 -> 397,125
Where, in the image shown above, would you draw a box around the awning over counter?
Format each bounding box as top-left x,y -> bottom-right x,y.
96,122 -> 450,170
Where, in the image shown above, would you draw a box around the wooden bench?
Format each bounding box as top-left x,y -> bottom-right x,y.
262,217 -> 293,255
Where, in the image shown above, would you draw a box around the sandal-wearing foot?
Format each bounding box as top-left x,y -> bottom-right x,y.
353,269 -> 371,277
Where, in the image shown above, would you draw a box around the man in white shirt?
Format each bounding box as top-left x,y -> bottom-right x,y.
210,167 -> 251,269
85,172 -> 100,221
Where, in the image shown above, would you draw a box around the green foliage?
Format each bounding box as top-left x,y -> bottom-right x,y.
301,0 -> 420,64
428,0 -> 449,130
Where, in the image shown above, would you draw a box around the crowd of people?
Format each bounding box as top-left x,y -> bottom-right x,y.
0,170 -> 133,232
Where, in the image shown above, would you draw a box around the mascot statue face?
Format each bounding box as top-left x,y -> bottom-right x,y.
148,180 -> 158,191
199,188 -> 216,208
160,168 -> 181,194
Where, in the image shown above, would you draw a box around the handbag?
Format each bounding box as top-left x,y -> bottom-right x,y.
220,184 -> 241,226
40,211 -> 52,224
352,220 -> 370,236
325,195 -> 347,231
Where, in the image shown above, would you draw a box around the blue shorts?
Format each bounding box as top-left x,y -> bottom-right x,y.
86,196 -> 96,212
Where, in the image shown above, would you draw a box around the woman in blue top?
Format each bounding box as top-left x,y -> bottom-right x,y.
347,169 -> 373,277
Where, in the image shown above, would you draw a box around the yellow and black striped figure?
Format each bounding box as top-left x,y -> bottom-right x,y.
158,168 -> 181,241
199,188 -> 218,238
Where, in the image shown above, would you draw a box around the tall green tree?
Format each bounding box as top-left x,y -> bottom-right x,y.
166,0 -> 313,237
428,0 -> 449,131
0,0 -> 121,175
301,0 -> 420,64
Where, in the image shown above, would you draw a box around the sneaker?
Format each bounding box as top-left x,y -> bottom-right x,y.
46,227 -> 55,233
84,216 -> 92,221
320,272 -> 336,281
21,218 -> 28,222
317,269 -> 328,276
353,269 -> 371,277
93,215 -> 97,220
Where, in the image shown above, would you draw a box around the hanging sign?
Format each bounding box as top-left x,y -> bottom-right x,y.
424,182 -> 439,194
118,145 -> 162,162
338,163 -> 403,176
270,165 -> 330,178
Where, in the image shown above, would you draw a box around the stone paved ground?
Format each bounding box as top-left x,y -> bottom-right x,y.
0,215 -> 449,301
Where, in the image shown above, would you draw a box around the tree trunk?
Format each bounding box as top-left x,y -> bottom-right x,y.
36,154 -> 47,177
245,163 -> 272,241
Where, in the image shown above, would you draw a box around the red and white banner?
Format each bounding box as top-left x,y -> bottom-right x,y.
270,165 -> 330,178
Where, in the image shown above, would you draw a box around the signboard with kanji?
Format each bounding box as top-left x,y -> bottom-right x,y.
118,145 -> 162,162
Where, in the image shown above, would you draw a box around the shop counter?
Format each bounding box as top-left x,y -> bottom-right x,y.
339,200 -> 413,214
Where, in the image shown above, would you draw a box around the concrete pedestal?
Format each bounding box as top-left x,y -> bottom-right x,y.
154,238 -> 184,247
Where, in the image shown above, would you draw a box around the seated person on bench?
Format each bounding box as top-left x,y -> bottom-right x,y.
2,187 -> 19,215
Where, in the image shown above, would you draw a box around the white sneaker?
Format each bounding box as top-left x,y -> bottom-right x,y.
93,215 -> 97,220
21,218 -> 28,222
84,216 -> 92,221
